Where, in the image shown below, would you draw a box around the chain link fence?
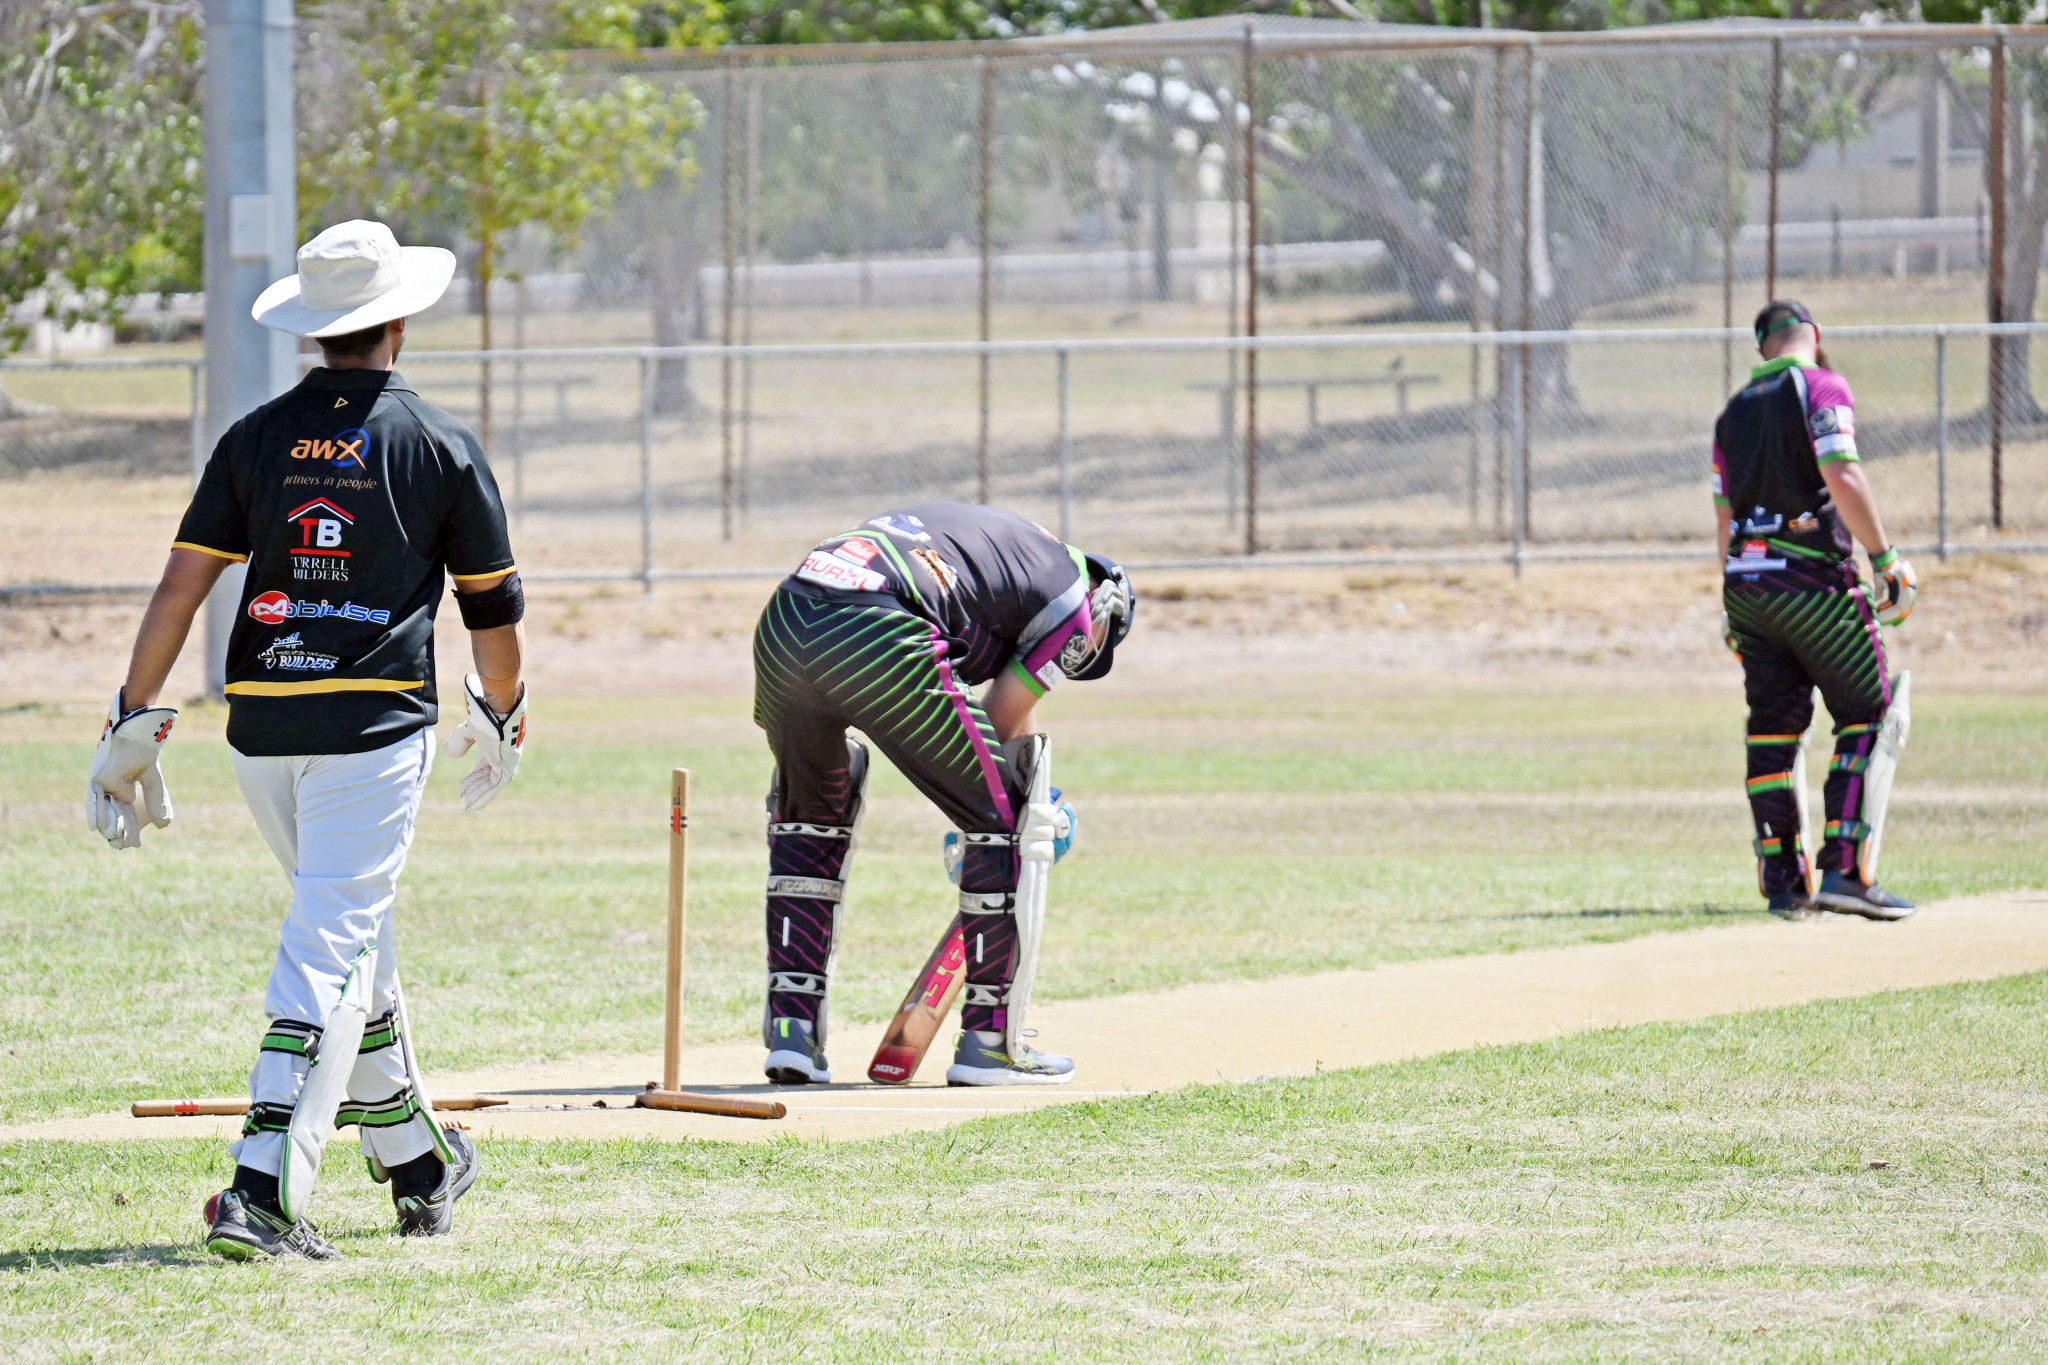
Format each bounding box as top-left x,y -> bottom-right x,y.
7,20 -> 2048,591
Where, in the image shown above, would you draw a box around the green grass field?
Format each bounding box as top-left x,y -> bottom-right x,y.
4,675 -> 2047,1359
5,975 -> 2047,1359
4,686 -> 2047,1124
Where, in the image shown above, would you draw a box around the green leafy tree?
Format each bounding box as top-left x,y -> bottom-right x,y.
0,0 -> 203,410
300,0 -> 695,442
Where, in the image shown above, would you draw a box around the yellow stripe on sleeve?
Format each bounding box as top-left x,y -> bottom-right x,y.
223,679 -> 426,697
171,542 -> 250,563
449,565 -> 517,583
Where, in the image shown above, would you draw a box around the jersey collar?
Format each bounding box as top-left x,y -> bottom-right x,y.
1748,356 -> 1816,382
304,367 -> 415,395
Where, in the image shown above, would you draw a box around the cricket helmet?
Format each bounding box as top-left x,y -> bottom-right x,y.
1058,551 -> 1134,681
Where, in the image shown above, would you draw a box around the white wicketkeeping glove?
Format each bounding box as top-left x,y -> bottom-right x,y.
1018,801 -> 1062,865
441,673 -> 527,812
86,693 -> 177,850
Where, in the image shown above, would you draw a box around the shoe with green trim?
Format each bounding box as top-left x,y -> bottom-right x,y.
394,1125 -> 481,1237
944,1029 -> 1075,1087
203,1188 -> 336,1261
764,1016 -> 831,1084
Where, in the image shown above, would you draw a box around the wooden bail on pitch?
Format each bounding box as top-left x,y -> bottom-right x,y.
636,767 -> 788,1121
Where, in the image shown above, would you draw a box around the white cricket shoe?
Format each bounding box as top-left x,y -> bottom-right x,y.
945,1029 -> 1075,1087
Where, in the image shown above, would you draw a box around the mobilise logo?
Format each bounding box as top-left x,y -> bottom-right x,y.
247,590 -> 392,625
290,428 -> 370,469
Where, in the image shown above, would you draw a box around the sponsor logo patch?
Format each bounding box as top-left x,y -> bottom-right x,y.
245,592 -> 392,625
1740,505 -> 1784,535
1788,511 -> 1820,533
865,513 -> 930,541
287,498 -> 355,582
256,632 -> 341,672
910,546 -> 960,594
796,548 -> 889,594
248,590 -> 293,624
289,428 -> 370,469
837,537 -> 882,565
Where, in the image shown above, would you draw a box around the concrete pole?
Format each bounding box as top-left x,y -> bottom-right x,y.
1919,61 -> 1949,275
202,0 -> 297,700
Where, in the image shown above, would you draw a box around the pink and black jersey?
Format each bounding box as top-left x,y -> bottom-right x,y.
1711,357 -> 1860,585
779,502 -> 1092,699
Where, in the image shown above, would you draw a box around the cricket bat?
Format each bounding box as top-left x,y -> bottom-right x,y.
867,916 -> 969,1084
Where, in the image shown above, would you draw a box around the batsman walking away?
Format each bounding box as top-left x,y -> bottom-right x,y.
750,502 -> 1134,1088
1713,300 -> 1918,924
85,221 -> 532,1262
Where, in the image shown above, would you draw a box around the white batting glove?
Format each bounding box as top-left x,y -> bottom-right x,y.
441,673 -> 527,812
1018,801 -> 1061,865
86,693 -> 177,850
1873,550 -> 1918,627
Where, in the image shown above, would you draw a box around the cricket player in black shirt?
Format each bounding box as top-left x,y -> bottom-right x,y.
752,503 -> 1133,1086
86,221 -> 529,1260
1713,301 -> 1918,922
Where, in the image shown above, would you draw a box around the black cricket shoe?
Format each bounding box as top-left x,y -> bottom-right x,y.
203,1188 -> 336,1261
1766,888 -> 1815,920
1815,871 -> 1917,921
393,1125 -> 481,1237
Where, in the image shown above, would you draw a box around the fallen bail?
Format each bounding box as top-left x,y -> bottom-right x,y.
748,503 -> 1133,1087
87,220 -> 529,1261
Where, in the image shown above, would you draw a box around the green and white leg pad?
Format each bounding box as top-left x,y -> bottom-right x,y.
280,946 -> 375,1222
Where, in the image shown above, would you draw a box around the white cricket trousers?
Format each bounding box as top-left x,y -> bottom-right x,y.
228,728 -> 437,1176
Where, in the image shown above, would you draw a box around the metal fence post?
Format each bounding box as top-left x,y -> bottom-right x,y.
640,352 -> 655,593
978,53 -> 995,505
1057,348 -> 1073,544
1242,24 -> 1260,557
1989,32 -> 2007,531
720,53 -> 737,542
1721,54 -> 1737,396
1766,36 -> 1782,300
1936,329 -> 1950,562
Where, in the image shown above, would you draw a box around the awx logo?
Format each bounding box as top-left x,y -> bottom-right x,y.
247,591 -> 391,626
289,428 -> 370,469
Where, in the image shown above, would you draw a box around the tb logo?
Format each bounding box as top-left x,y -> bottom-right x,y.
286,498 -> 354,554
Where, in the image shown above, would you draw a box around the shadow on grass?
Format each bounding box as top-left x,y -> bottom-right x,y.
1486,905 -> 1752,923
0,1243 -> 201,1271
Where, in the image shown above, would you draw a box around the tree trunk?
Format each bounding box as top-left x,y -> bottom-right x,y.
1995,148 -> 2048,426
648,217 -> 711,416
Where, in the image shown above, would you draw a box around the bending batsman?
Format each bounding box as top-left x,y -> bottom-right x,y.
85,222 -> 530,1260
1713,300 -> 1917,921
751,503 -> 1133,1086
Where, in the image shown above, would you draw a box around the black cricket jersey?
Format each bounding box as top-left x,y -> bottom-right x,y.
174,367 -> 516,756
780,502 -> 1093,696
1711,357 -> 1861,587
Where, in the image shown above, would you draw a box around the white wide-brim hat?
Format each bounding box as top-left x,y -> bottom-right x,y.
252,219 -> 456,338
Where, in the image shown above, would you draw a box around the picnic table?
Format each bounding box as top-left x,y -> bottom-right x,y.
1188,361 -> 1442,434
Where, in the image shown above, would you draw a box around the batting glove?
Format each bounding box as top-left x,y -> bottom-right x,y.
86,692 -> 176,850
1872,548 -> 1918,627
442,673 -> 527,812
